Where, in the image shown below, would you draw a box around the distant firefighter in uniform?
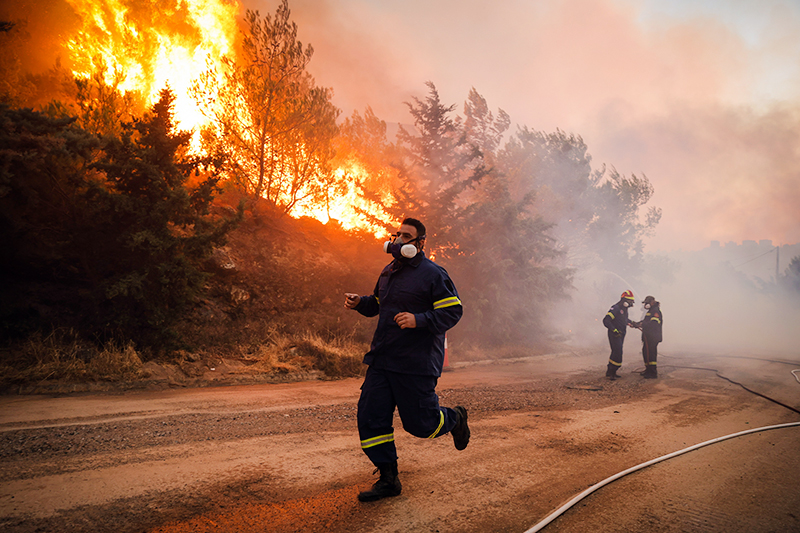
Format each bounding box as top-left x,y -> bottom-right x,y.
603,290 -> 635,379
344,217 -> 469,503
631,295 -> 663,379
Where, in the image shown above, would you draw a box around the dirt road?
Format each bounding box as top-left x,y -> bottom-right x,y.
1,350 -> 799,532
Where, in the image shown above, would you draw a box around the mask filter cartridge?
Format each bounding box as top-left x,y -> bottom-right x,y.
384,240 -> 418,259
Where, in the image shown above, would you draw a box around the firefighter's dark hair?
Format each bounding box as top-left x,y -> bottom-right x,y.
402,218 -> 426,239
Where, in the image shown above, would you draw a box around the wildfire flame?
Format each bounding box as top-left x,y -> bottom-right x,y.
65,0 -> 240,134
292,163 -> 395,237
63,0 -> 394,235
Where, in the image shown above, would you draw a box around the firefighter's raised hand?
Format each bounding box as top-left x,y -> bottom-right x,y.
344,293 -> 361,309
394,312 -> 416,329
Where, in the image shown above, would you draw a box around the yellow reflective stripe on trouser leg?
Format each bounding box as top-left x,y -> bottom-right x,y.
427,410 -> 445,439
361,433 -> 394,449
608,359 -> 622,366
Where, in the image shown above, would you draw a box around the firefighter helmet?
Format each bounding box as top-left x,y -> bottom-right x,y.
620,290 -> 635,301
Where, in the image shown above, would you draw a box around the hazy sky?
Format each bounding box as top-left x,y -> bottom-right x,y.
260,0 -> 800,252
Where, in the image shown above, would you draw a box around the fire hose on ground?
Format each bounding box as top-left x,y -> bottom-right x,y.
523,360 -> 800,533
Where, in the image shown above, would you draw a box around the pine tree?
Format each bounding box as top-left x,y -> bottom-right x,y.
86,88 -> 240,347
194,2 -> 339,214
388,83 -> 572,345
0,90 -> 240,350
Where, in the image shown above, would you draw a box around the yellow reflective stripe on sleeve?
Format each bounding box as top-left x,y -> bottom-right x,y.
606,312 -> 615,319
376,297 -> 380,305
608,359 -> 622,366
427,410 -> 445,439
652,317 -> 661,324
434,296 -> 461,309
360,433 -> 394,449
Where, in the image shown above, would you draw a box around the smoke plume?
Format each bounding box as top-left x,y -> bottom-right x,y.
278,0 -> 800,251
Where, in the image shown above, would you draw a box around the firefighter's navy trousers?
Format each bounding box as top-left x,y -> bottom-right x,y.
607,330 -> 625,370
642,336 -> 659,368
357,366 -> 458,465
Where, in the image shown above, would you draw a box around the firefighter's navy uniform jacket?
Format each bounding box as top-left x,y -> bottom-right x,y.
640,304 -> 663,374
354,252 -> 463,465
603,300 -> 632,371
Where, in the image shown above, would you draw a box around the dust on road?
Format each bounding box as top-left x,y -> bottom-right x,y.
1,350 -> 799,533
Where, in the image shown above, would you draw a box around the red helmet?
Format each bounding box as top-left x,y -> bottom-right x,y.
620,290 -> 635,301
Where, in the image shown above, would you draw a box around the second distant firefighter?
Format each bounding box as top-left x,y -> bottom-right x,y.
603,290 -> 635,379
631,295 -> 663,378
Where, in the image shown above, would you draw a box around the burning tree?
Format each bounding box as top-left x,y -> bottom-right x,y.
323,106 -> 400,232
194,2 -> 340,215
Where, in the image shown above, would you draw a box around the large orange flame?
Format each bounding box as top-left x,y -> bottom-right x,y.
292,163 -> 396,237
63,0 -> 395,235
65,0 -> 240,135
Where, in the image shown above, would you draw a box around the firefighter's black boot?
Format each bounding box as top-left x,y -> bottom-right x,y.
358,461 -> 401,502
605,366 -> 619,379
643,366 -> 658,379
451,406 -> 470,450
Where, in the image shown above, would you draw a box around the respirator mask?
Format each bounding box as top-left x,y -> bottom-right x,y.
383,234 -> 423,260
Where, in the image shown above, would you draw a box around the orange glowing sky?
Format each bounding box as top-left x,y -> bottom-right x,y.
274,0 -> 800,251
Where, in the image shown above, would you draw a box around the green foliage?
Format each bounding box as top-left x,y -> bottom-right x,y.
392,82 -> 487,241
85,88 -> 241,347
500,127 -> 661,280
0,106 -> 101,333
385,83 -> 572,345
462,87 -> 510,162
371,83 -> 661,344
587,167 -> 661,277
0,89 -> 240,350
194,1 -> 340,214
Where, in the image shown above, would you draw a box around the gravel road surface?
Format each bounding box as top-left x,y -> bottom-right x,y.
1,350 -> 798,532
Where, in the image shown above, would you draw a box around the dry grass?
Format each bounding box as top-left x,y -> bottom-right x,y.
0,329 -> 143,387
0,326 -> 366,390
224,329 -> 366,378
291,332 -> 366,378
